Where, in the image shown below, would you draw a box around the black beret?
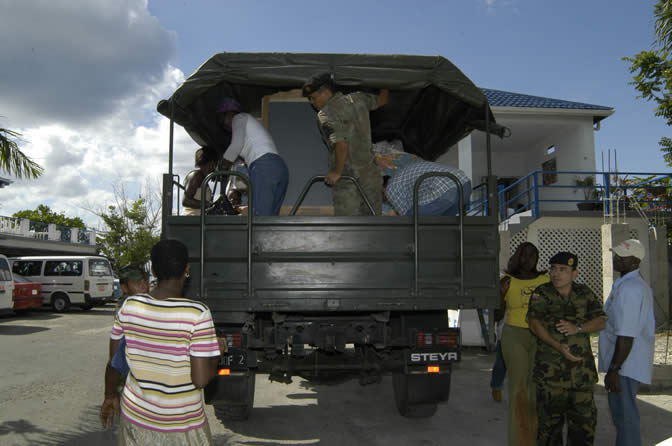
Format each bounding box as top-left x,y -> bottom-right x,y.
302,72 -> 334,97
549,251 -> 578,269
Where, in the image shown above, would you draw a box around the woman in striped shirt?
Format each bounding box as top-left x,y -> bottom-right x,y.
100,239 -> 223,445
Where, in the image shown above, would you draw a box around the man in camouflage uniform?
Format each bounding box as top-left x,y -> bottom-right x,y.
303,72 -> 388,216
527,252 -> 607,445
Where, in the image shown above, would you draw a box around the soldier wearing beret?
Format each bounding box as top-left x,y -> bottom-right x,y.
303,72 -> 389,216
527,252 -> 607,445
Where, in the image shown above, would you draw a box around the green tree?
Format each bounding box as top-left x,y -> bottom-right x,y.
624,0 -> 672,165
0,126 -> 44,179
13,204 -> 86,229
89,181 -> 161,271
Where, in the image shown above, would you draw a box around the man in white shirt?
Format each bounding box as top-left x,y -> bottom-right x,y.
598,239 -> 655,446
217,98 -> 289,216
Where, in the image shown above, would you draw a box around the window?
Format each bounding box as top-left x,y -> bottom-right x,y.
546,145 -> 556,155
45,261 -> 82,276
89,259 -> 112,277
0,258 -> 11,281
12,261 -> 43,276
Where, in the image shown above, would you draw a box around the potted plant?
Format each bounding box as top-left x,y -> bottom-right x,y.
575,176 -> 601,210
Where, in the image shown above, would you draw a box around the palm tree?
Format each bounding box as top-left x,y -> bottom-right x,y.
0,127 -> 44,179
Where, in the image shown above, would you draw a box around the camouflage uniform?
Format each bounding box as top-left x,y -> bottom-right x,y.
527,281 -> 606,445
317,91 -> 382,216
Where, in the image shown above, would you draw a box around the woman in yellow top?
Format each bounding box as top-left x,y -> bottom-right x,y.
499,242 -> 549,446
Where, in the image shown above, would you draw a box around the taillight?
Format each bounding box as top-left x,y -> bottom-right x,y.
416,331 -> 458,348
221,333 -> 242,349
84,280 -> 90,291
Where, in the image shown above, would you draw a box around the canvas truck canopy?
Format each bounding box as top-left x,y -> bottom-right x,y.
157,52 -> 506,161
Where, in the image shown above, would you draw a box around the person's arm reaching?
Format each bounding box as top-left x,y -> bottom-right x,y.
326,141 -> 348,185
377,88 -> 390,107
529,318 -> 581,362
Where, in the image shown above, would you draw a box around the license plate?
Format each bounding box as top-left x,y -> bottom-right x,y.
221,351 -> 247,369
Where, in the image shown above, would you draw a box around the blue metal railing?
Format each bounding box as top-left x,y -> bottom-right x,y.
468,171 -> 672,221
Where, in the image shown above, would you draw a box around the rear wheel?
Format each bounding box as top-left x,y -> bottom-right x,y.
392,373 -> 438,418
52,294 -> 71,313
211,373 -> 256,421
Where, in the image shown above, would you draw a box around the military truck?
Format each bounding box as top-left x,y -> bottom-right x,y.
157,53 -> 505,419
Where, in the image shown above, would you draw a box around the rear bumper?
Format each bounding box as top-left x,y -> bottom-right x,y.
13,296 -> 43,310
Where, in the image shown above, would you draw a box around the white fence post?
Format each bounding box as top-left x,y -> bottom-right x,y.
71,227 -> 79,244
89,229 -> 97,245
48,223 -> 59,241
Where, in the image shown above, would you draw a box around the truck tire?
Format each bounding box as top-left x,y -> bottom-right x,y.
212,373 -> 255,421
52,294 -> 71,313
392,373 -> 438,418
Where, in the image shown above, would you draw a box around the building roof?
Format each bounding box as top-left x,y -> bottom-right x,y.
483,88 -> 613,111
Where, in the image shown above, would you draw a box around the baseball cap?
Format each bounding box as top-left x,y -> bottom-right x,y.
302,72 -> 334,97
118,264 -> 148,283
216,97 -> 241,113
610,239 -> 645,260
549,251 -> 578,269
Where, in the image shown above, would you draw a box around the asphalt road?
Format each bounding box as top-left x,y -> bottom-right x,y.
1,306 -> 671,446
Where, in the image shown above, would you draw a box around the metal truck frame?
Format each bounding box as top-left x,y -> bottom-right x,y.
158,53 -> 503,419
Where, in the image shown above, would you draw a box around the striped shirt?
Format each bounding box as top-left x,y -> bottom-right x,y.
386,161 -> 471,216
110,294 -> 220,432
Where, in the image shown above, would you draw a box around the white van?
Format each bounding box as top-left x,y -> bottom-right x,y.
10,256 -> 114,312
0,254 -> 15,314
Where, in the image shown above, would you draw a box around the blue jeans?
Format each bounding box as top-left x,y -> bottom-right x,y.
490,341 -> 507,389
608,374 -> 641,446
403,181 -> 471,216
249,153 -> 289,216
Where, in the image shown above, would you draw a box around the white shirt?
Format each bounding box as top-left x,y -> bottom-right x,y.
598,269 -> 655,384
223,113 -> 279,165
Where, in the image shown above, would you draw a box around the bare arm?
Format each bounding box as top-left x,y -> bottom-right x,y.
190,355 -> 221,389
604,336 -> 634,393
182,171 -> 207,209
326,141 -> 348,185
529,318 -> 581,362
495,276 -> 510,322
100,338 -> 122,428
377,88 -> 390,107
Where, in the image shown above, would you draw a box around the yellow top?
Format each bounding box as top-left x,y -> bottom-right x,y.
505,274 -> 550,328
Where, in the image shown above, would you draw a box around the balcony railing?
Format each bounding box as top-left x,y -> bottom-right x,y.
0,215 -> 97,245
469,171 -> 672,222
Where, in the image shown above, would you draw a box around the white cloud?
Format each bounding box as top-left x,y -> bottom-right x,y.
0,0 -> 197,229
0,0 -> 176,129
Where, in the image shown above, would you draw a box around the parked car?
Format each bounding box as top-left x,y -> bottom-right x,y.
13,274 -> 43,311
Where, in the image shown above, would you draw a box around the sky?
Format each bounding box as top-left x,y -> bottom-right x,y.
0,0 -> 669,228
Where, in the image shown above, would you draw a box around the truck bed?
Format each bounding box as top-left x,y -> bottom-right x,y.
165,215 -> 499,314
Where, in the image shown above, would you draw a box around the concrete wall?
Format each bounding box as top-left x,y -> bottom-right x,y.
471,114 -> 598,212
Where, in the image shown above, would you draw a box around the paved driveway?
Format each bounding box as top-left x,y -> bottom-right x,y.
1,307 -> 671,445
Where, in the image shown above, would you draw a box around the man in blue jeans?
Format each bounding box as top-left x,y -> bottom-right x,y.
598,239 -> 655,446
383,160 -> 471,216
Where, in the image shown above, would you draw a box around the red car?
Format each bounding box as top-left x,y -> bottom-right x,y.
13,274 -> 43,311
